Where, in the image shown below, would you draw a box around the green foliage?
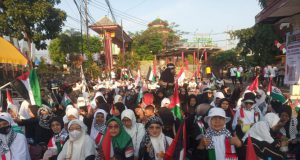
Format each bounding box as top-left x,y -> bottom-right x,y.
229,24 -> 281,66
131,19 -> 183,60
36,57 -> 48,74
0,0 -> 66,49
115,52 -> 140,70
186,54 -> 194,64
131,29 -> 163,60
48,30 -> 102,64
83,62 -> 101,78
48,38 -> 66,64
209,49 -> 239,67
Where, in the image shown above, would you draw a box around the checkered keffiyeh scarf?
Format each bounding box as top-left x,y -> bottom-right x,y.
205,128 -> 231,149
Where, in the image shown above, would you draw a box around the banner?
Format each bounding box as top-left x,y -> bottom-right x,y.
285,30 -> 300,84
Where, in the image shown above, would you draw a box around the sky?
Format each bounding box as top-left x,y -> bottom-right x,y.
57,0 -> 262,49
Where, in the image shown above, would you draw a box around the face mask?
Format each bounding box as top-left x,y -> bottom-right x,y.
0,126 -> 11,135
69,130 -> 82,140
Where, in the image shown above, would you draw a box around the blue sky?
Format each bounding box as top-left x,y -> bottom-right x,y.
57,0 -> 262,49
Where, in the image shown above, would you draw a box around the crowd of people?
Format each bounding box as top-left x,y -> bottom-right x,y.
1,63 -> 299,160
227,63 -> 286,88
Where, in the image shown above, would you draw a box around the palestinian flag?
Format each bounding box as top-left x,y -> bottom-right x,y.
147,66 -> 156,83
248,76 -> 259,92
246,135 -> 257,160
295,101 -> 300,112
136,86 -> 143,106
6,89 -> 13,105
165,121 -> 186,160
169,82 -> 183,121
135,70 -> 141,87
61,93 -> 72,107
177,67 -> 185,86
11,69 -> 41,106
271,86 -> 287,104
100,129 -> 111,160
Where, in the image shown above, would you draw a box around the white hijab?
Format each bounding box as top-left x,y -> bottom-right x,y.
121,109 -> 145,157
90,109 -> 107,139
243,113 -> 280,143
58,120 -> 96,160
150,132 -> 166,160
114,95 -> 122,104
210,92 -> 225,107
91,92 -> 107,109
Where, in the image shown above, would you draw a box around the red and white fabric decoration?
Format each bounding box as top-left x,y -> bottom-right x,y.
274,40 -> 286,54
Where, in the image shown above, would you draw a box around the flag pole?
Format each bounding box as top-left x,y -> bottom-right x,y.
0,82 -> 11,90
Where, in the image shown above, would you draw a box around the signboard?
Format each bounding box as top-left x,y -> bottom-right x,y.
285,31 -> 300,84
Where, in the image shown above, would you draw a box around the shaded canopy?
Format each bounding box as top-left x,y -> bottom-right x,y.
0,37 -> 28,65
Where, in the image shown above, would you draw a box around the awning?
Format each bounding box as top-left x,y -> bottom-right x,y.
255,0 -> 300,23
0,37 -> 28,65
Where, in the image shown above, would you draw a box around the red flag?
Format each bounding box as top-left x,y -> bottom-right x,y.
202,49 -> 207,61
110,105 -> 116,115
181,51 -> 184,64
165,121 -> 186,160
267,77 -> 272,96
248,76 -> 259,92
101,130 -> 111,160
6,89 -> 13,105
246,135 -> 257,160
193,51 -> 196,65
176,67 -> 185,79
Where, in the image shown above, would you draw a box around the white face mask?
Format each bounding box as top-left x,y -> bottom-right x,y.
69,130 -> 82,140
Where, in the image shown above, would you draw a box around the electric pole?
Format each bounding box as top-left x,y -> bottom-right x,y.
84,0 -> 89,51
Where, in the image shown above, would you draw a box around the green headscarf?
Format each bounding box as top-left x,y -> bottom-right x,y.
106,116 -> 133,150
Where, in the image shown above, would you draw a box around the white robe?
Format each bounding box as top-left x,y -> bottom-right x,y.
0,133 -> 31,160
57,134 -> 96,160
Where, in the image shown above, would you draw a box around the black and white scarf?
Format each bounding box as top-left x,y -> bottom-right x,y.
0,130 -> 17,158
93,122 -> 106,134
38,106 -> 55,129
205,128 -> 231,149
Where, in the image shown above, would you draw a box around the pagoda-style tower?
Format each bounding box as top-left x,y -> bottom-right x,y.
90,16 -> 131,70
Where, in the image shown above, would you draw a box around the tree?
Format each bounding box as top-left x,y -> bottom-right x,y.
131,29 -> 163,60
0,0 -> 66,56
209,49 -> 239,68
115,52 -> 140,70
48,30 -> 102,64
229,24 -> 281,66
130,19 -> 184,60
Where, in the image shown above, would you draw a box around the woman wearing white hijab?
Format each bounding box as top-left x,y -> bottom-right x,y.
114,95 -> 123,104
242,113 -> 285,160
121,109 -> 145,159
58,119 -> 96,160
0,113 -> 30,160
210,92 -> 225,108
90,109 -> 107,144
